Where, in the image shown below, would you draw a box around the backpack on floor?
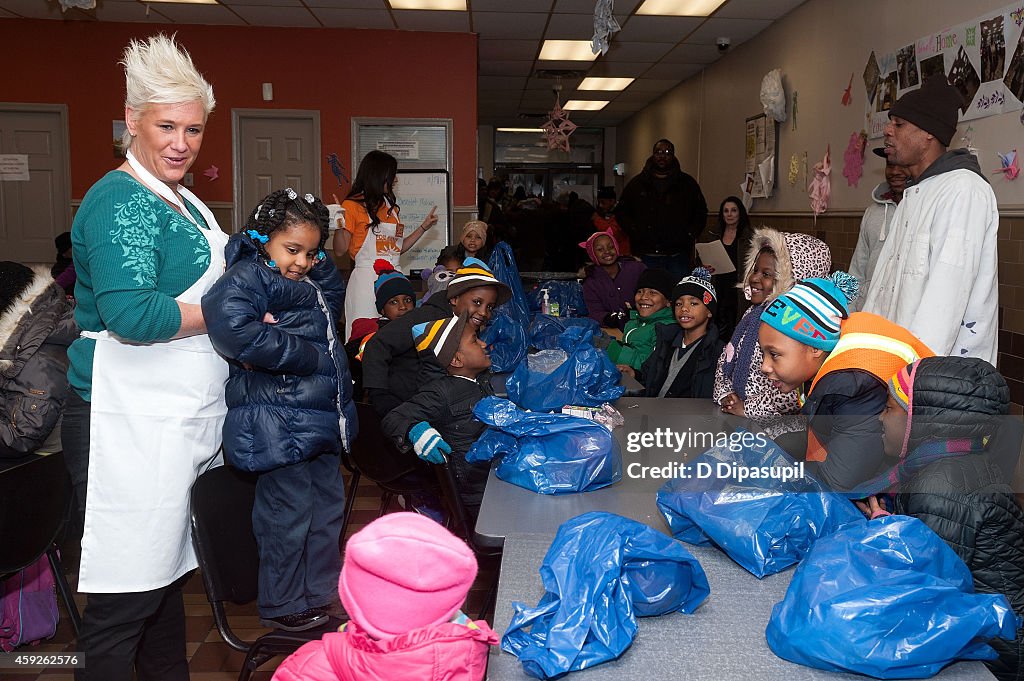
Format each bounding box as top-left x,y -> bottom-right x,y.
0,555 -> 59,652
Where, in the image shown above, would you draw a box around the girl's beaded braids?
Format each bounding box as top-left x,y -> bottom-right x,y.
245,188 -> 331,265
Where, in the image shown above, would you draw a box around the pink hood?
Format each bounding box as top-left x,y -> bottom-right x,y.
271,620 -> 498,681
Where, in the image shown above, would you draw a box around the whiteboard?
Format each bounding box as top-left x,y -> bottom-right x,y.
394,169 -> 451,273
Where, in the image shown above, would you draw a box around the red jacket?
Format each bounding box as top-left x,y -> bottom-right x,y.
272,620 -> 498,681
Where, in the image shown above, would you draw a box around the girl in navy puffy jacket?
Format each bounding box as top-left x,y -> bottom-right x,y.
202,188 -> 357,633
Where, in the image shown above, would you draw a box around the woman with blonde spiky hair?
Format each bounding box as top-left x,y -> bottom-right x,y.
62,33 -> 227,680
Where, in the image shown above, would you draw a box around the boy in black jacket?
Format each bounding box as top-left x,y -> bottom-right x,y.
623,267 -> 724,398
382,312 -> 494,520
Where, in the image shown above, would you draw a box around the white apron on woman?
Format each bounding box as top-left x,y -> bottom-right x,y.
79,155 -> 229,593
343,209 -> 403,341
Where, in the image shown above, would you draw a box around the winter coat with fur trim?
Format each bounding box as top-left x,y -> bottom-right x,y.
1,269 -> 76,461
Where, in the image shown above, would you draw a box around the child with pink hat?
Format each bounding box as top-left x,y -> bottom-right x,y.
271,513 -> 497,681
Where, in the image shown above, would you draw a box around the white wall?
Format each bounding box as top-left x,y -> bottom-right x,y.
618,0 -> 1024,213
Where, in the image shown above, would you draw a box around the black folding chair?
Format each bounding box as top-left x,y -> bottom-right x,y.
0,452 -> 82,638
189,465 -> 342,681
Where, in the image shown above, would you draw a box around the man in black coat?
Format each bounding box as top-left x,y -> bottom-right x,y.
615,138 -> 708,280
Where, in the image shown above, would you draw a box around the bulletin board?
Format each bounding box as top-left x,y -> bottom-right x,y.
745,113 -> 778,199
395,169 -> 451,274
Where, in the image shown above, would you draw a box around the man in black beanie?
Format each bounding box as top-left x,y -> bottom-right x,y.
862,75 -> 999,366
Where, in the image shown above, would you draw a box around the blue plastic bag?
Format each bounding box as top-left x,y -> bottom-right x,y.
527,279 -> 588,318
656,431 -> 865,578
483,242 -> 531,372
506,326 -> 624,412
502,512 -> 710,679
766,516 -> 1020,678
528,314 -> 600,351
466,397 -> 621,494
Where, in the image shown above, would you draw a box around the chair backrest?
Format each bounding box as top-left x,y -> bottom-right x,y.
350,402 -> 422,484
189,465 -> 260,605
0,453 -> 71,575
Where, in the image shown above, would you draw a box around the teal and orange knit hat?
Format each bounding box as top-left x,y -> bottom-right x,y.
760,271 -> 860,351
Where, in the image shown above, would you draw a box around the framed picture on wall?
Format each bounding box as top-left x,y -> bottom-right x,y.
745,113 -> 778,198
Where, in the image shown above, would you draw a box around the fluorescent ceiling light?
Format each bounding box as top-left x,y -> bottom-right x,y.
389,0 -> 466,8
563,100 -> 609,111
636,0 -> 726,16
578,77 -> 634,91
539,40 -> 598,61
141,0 -> 219,4
496,128 -> 545,133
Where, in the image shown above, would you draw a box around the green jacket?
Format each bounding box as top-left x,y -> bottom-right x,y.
606,307 -> 676,370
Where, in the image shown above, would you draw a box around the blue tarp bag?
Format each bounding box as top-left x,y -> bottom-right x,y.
656,431 -> 865,578
502,512 -> 710,679
466,397 -> 621,494
483,242 -> 531,371
527,279 -> 588,318
528,315 -> 600,351
766,516 -> 1021,678
506,326 -> 624,412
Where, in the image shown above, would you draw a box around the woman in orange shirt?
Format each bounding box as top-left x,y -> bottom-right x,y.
333,150 -> 437,340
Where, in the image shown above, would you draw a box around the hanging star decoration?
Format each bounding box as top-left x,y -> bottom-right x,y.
327,153 -> 350,187
203,165 -> 219,181
841,73 -> 854,106
994,150 -> 1020,180
542,100 -> 577,153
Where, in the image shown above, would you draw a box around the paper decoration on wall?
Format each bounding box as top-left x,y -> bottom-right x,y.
760,69 -> 787,122
960,125 -> 979,157
740,174 -> 754,210
791,91 -> 798,131
841,73 -> 854,106
591,0 -> 621,56
203,165 -> 219,182
808,146 -> 831,218
327,153 -> 349,187
842,131 -> 868,187
788,154 -> 801,186
994,150 -> 1019,179
758,155 -> 775,196
542,101 -> 578,153
58,0 -> 95,9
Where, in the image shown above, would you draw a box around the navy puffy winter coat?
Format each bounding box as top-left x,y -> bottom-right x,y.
202,233 -> 357,472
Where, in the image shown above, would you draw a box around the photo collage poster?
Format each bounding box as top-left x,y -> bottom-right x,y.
865,2 -> 1024,138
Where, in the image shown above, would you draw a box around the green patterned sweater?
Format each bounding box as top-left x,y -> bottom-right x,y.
68,171 -> 213,401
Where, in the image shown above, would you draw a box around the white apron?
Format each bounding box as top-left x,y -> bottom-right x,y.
78,152 -> 229,593
343,206 -> 403,341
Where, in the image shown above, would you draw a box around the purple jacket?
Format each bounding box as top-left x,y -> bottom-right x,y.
582,258 -> 647,324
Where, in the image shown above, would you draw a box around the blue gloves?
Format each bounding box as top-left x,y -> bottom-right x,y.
409,421 -> 451,464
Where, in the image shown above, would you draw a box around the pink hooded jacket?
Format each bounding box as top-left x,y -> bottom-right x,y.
271,619 -> 498,681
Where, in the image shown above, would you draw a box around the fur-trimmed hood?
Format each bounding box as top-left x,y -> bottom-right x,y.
0,266 -> 75,379
737,227 -> 831,301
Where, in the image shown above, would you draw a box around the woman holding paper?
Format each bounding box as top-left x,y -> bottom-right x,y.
333,150 -> 438,340
698,196 -> 751,340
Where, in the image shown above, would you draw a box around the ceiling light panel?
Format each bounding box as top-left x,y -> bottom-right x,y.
538,40 -> 598,61
389,0 -> 465,9
563,99 -> 609,110
635,0 -> 726,16
578,77 -> 634,91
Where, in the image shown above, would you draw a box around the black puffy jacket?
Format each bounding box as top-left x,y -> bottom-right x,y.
202,233 -> 357,472
893,357 -> 1023,681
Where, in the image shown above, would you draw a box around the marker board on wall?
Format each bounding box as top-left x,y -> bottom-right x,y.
395,169 -> 451,274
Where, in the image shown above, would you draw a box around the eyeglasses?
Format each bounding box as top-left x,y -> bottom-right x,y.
653,149 -> 674,156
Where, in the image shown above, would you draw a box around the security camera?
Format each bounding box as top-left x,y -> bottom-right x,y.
716,37 -> 731,51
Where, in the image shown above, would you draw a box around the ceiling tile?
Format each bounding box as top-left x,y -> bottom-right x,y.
0,0 -> 73,19
472,0 -> 551,11
231,5 -> 319,25
304,0 -> 385,6
586,61 -> 653,78
139,3 -> 247,24
478,76 -> 528,91
312,7 -> 393,27
614,15 -> 703,42
628,77 -> 681,92
684,16 -> 772,45
532,60 -> 591,72
479,39 -> 538,61
525,75 -> 583,90
553,0 -> 640,14
219,0 -> 304,5
603,41 -> 674,62
78,0 -> 172,22
602,101 -> 644,112
472,11 -> 546,39
610,90 -> 658,105
643,62 -> 703,79
543,13 -> 594,40
713,0 -> 806,20
661,42 -> 721,64
0,7 -> 14,16
393,9 -> 470,31
479,60 -> 535,76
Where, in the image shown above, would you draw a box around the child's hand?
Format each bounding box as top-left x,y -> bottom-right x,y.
617,364 -> 635,378
719,392 -> 745,416
409,422 -> 451,464
854,495 -> 890,519
263,312 -> 277,324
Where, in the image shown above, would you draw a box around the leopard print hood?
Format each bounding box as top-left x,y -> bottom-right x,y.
738,227 -> 831,301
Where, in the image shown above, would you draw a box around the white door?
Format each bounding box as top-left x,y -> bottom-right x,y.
0,105 -> 71,263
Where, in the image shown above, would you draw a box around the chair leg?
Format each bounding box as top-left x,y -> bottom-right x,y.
339,469 -> 361,552
47,546 -> 81,637
478,571 -> 499,621
378,492 -> 394,517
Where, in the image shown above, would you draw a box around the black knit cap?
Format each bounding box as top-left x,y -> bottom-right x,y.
635,268 -> 675,301
54,232 -> 72,255
889,75 -> 965,146
0,261 -> 35,315
671,267 -> 718,315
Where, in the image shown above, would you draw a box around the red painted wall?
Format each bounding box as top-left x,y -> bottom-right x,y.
0,20 -> 477,206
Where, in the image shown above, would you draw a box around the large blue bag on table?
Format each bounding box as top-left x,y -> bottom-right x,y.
656,431 -> 865,578
483,242 -> 531,371
502,512 -> 710,679
506,326 -> 624,412
528,315 -> 600,351
766,516 -> 1021,679
466,397 -> 621,494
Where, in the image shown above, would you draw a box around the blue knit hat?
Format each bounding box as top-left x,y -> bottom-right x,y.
760,272 -> 860,351
373,259 -> 415,313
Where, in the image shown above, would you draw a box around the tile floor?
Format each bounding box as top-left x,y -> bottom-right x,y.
0,471 -> 499,681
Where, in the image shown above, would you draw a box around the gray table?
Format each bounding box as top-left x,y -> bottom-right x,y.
477,398 -> 994,680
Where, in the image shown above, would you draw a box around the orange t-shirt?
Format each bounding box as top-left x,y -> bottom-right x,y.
341,197 -> 403,260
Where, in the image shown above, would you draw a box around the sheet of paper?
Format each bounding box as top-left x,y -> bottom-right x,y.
695,240 -> 736,275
